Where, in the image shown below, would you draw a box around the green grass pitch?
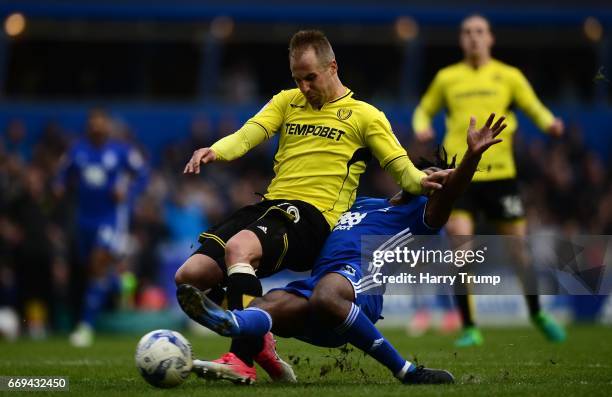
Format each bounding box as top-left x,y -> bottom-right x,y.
1,326 -> 611,396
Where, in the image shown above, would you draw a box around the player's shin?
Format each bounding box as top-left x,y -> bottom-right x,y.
334,303 -> 415,379
226,263 -> 262,310
226,263 -> 265,366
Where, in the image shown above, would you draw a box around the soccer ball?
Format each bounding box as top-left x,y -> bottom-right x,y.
135,329 -> 193,388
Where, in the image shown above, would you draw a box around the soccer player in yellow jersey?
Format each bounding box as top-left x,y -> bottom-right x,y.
412,14 -> 566,347
175,30 -> 448,383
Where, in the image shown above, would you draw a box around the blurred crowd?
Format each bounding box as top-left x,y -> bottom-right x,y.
0,111 -> 610,338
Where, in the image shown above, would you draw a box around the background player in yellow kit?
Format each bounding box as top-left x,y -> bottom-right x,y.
412,14 -> 566,347
177,30 -> 448,383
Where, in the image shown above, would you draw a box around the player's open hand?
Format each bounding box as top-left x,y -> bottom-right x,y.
183,147 -> 217,174
466,113 -> 506,157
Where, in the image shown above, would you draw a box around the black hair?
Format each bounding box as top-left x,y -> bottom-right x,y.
416,146 -> 457,171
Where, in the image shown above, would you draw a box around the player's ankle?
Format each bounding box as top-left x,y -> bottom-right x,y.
394,361 -> 417,380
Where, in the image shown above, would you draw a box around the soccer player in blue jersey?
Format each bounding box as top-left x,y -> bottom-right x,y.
55,109 -> 148,347
177,113 -> 506,384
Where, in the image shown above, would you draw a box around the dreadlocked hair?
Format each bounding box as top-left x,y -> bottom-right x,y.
416,145 -> 457,171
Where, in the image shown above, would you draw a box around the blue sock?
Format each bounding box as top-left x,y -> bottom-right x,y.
335,303 -> 415,379
232,307 -> 272,337
81,277 -> 112,326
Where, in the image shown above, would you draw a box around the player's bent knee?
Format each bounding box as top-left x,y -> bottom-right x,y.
174,270 -> 195,287
311,274 -> 356,326
175,259 -> 200,285
310,288 -> 346,323
174,254 -> 223,290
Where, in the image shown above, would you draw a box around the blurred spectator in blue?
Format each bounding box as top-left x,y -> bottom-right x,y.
157,181 -> 209,306
165,182 -> 208,244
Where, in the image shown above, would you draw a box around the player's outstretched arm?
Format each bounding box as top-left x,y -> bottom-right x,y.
183,92 -> 286,175
512,69 -> 564,137
183,122 -> 271,174
424,113 -> 506,228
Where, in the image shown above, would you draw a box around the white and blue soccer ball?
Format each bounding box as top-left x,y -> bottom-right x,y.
135,329 -> 193,388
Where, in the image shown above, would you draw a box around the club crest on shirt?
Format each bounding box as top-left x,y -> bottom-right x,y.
337,108 -> 352,120
333,211 -> 367,231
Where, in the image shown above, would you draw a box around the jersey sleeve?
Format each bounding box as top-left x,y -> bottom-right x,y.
510,68 -> 555,132
211,91 -> 288,161
210,123 -> 270,161
412,71 -> 445,134
365,112 -> 426,195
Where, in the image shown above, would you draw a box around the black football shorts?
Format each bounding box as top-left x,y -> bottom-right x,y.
193,199 -> 330,278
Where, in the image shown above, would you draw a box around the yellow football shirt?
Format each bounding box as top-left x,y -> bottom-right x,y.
412,59 -> 555,182
211,88 -> 425,227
